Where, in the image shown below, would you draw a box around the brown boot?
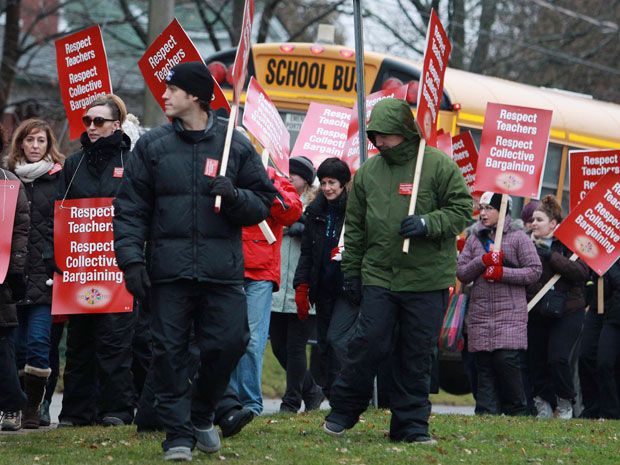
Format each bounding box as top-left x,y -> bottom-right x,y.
22,365 -> 51,429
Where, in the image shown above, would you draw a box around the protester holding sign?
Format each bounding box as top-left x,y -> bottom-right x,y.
457,192 -> 541,416
112,62 -> 275,461
324,98 -> 471,443
43,94 -> 135,428
526,195 -> 589,419
4,120 -> 64,430
270,156 -> 325,414
0,166 -> 30,431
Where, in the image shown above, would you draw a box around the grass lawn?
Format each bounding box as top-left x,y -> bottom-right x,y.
1,410 -> 618,465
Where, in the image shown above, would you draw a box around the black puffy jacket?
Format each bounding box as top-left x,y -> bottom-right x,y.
17,171 -> 61,305
44,130 -> 131,258
293,190 -> 347,304
0,170 -> 30,328
113,113 -> 276,284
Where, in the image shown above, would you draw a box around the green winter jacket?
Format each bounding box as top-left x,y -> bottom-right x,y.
342,98 -> 472,292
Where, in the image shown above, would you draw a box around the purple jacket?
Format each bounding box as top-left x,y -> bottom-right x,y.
457,218 -> 542,352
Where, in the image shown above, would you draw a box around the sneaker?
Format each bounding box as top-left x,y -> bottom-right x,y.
219,408 -> 254,438
1,411 -> 22,431
533,396 -> 554,419
164,446 -> 192,462
279,403 -> 298,414
304,390 -> 326,412
556,397 -> 573,419
406,435 -> 438,445
323,420 -> 346,437
102,416 -> 125,427
194,424 -> 221,453
39,400 -> 51,427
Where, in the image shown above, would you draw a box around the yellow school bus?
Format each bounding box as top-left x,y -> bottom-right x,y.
206,43 -> 620,394
206,42 -> 620,215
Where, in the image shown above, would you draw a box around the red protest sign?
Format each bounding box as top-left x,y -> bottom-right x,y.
342,84 -> 409,172
555,172 -> 620,276
452,131 -> 478,195
416,9 -> 451,146
435,131 -> 453,158
474,103 -> 552,198
231,0 -> 255,107
0,180 -> 20,283
242,77 -> 290,176
52,198 -> 132,315
569,149 -> 620,210
55,26 -> 112,141
139,18 -> 230,115
291,102 -> 353,169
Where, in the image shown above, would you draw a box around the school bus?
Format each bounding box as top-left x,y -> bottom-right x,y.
205,42 -> 620,394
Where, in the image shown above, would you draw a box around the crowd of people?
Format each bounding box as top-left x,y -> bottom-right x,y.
0,61 -> 619,462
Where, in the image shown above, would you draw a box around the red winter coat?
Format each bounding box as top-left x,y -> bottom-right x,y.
243,169 -> 302,290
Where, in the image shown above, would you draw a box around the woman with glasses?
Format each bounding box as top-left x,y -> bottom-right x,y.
43,94 -> 136,427
457,192 -> 542,416
1,119 -> 64,430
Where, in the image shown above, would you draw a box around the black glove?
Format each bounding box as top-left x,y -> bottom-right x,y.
536,245 -> 553,260
211,175 -> 238,204
399,215 -> 428,238
44,257 -> 62,278
123,263 -> 151,302
286,222 -> 305,237
6,274 -> 26,301
342,276 -> 362,306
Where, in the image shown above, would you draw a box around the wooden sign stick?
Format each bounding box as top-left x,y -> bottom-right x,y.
492,194 -> 509,252
598,276 -> 605,314
402,139 -> 426,254
214,103 -> 239,213
527,253 -> 578,311
257,148 -> 276,245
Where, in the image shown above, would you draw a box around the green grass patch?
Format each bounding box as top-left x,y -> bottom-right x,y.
2,410 -> 619,464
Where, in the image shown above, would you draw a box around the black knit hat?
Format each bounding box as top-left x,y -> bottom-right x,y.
317,157 -> 351,186
166,62 -> 214,103
480,191 -> 513,213
289,156 -> 316,185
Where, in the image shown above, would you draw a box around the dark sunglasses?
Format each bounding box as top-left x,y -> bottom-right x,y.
82,116 -> 117,128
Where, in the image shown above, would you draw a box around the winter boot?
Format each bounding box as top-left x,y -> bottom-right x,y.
39,399 -> 51,427
533,396 -> 553,419
556,397 -> 573,419
21,365 -> 51,429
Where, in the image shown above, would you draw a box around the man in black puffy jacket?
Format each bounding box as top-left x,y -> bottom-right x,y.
113,62 -> 275,461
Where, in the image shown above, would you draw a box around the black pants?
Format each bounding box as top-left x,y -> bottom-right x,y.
597,322 -> 620,419
132,299 -> 152,400
59,311 -> 135,424
44,321 -> 66,403
327,286 -> 447,441
0,327 -> 26,411
269,312 -> 320,411
475,349 -> 527,416
149,280 -> 248,451
579,309 -> 603,416
528,310 -> 584,403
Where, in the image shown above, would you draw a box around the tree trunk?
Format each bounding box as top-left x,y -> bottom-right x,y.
257,0 -> 283,43
469,0 -> 498,73
0,0 -> 22,114
231,0 -> 245,44
448,0 -> 465,69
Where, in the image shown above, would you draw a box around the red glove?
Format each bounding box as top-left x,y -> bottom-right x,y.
482,251 -> 504,266
295,283 -> 310,321
483,265 -> 503,282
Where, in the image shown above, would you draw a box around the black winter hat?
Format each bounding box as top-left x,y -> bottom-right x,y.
166,62 -> 214,103
289,156 -> 316,185
317,157 -> 351,186
480,191 -> 513,213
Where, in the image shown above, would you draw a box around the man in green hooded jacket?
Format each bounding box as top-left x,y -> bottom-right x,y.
323,98 -> 472,443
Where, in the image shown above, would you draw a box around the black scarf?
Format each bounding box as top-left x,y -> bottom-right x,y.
80,130 -> 125,174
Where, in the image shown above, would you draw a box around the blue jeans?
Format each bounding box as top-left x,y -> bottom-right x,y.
16,304 -> 52,370
229,279 -> 273,415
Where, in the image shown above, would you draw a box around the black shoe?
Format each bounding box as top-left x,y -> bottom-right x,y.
193,423 -> 221,453
57,419 -> 77,428
102,416 -> 126,427
219,408 -> 254,438
323,420 -> 346,436
279,404 -> 298,414
304,390 -> 326,412
405,434 -> 438,445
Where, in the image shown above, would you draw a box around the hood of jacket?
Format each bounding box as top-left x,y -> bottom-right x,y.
367,98 -> 421,165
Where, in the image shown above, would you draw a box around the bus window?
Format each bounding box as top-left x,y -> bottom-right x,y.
540,143 -> 569,212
